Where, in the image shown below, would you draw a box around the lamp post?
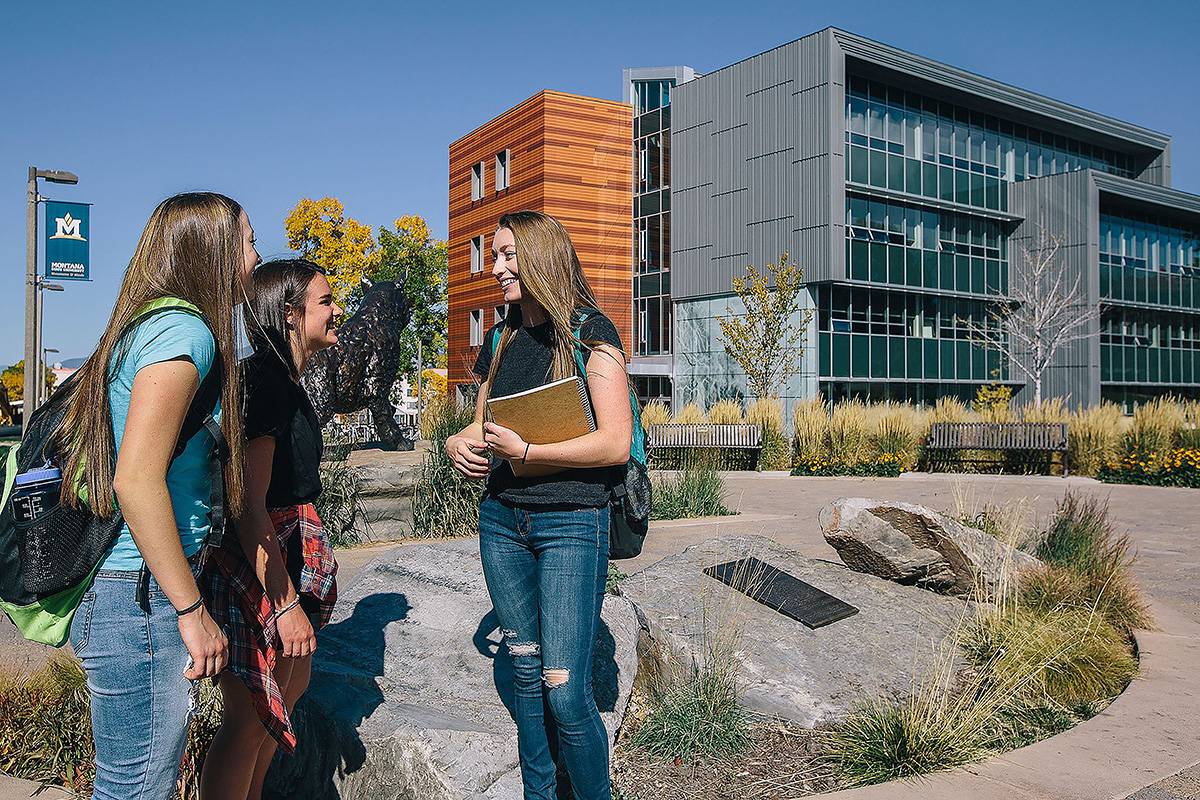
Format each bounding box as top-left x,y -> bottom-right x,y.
24,166 -> 78,431
40,348 -> 59,408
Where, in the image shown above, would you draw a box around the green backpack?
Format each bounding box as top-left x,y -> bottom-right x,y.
0,298 -> 226,646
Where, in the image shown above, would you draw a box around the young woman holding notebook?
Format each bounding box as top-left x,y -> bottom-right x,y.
446,210 -> 632,800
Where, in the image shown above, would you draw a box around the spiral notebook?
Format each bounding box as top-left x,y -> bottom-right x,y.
485,376 -> 596,445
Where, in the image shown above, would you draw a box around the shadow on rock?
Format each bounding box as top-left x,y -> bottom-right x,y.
265,591 -> 411,800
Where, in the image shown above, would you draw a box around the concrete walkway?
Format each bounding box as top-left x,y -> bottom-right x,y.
4,472 -> 1199,798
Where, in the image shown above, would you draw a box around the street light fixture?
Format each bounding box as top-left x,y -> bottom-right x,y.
36,170 -> 79,185
23,165 -> 78,431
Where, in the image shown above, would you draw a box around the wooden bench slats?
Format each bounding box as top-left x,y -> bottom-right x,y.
647,423 -> 764,450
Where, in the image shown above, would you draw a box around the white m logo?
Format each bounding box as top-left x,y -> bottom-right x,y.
50,213 -> 86,241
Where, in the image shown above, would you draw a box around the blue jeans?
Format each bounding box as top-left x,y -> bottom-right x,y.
479,496 -> 611,800
69,568 -> 196,800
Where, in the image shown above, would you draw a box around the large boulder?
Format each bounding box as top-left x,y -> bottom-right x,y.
264,539 -> 643,800
619,535 -> 965,728
820,497 -> 1040,597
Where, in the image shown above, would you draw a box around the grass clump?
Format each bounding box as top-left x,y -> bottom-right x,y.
671,402 -> 705,425
1069,403 -> 1124,476
1127,396 -> 1182,456
0,655 -> 223,799
869,402 -> 923,469
791,395 -> 829,464
746,397 -> 790,470
828,399 -> 871,468
411,397 -> 483,538
1027,492 -> 1152,633
629,570 -> 756,762
705,399 -> 745,425
640,400 -> 670,429
315,459 -> 365,548
963,605 -> 1137,708
652,454 -> 735,520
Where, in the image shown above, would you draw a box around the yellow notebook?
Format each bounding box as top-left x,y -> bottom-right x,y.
486,376 -> 596,445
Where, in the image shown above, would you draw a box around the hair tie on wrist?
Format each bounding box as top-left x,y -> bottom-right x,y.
175,597 -> 204,617
274,597 -> 301,620
522,443 -> 530,463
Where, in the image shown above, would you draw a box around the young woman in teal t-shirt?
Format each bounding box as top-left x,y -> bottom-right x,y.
60,192 -> 259,799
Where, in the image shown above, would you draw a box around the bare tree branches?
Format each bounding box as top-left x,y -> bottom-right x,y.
961,218 -> 1097,404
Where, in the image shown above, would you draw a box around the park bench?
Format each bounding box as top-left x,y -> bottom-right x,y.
646,423 -> 764,469
926,422 -> 1070,476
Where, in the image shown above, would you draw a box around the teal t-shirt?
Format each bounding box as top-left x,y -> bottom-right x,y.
100,310 -> 221,571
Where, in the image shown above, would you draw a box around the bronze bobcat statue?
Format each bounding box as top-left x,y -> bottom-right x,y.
302,281 -> 414,451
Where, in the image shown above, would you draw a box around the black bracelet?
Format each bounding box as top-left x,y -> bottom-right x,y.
522,443 -> 531,463
175,597 -> 204,617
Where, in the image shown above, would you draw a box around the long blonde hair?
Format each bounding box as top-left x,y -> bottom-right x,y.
56,192 -> 247,516
486,211 -> 619,387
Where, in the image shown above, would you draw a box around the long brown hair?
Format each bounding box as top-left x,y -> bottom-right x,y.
248,258 -> 325,381
57,192 -> 247,516
486,211 -> 620,388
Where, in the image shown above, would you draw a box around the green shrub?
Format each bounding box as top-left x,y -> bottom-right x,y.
652,456 -> 735,520
791,454 -> 903,477
315,460 -> 364,548
606,562 -> 628,595
411,399 -> 483,538
972,384 -> 1013,416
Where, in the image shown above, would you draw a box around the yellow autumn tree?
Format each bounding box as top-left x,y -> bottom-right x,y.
717,252 -> 814,400
284,197 -> 381,307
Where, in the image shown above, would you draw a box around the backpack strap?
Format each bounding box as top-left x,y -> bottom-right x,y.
124,298 -> 228,611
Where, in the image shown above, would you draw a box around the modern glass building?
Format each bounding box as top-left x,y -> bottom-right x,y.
657,27 -> 1197,416
623,67 -> 694,408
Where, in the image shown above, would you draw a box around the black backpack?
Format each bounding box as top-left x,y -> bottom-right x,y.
0,298 -> 227,645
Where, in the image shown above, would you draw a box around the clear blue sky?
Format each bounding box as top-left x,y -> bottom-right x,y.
2,0 -> 1198,367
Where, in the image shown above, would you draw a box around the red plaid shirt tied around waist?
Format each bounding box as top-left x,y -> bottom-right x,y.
202,503 -> 338,752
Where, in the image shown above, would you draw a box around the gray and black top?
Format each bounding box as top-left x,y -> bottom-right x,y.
472,309 -> 623,509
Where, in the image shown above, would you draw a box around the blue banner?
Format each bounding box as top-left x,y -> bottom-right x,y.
44,200 -> 90,281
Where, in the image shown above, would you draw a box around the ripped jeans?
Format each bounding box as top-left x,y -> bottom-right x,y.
478,495 -> 611,800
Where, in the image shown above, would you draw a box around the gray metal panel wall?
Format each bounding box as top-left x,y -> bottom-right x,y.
672,29 -> 836,300
1008,170 -> 1100,408
1139,142 -> 1172,187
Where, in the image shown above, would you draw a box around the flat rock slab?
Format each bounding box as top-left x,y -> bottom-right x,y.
620,535 -> 965,728
265,538 -> 641,800
820,497 -> 1040,597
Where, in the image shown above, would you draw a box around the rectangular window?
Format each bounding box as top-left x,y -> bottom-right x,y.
470,235 -> 485,273
471,161 -> 485,201
494,150 -> 510,192
494,305 -> 507,324
469,309 -> 483,347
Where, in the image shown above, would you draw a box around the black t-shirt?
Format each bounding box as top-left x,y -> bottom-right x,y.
243,343 -> 324,508
473,309 -> 624,509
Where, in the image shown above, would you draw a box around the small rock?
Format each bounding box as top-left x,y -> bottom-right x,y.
820,497 -> 1040,597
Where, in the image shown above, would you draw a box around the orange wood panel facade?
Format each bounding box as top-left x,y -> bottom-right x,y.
448,90 -> 632,396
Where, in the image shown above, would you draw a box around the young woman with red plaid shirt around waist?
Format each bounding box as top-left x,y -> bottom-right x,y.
199,259 -> 342,800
